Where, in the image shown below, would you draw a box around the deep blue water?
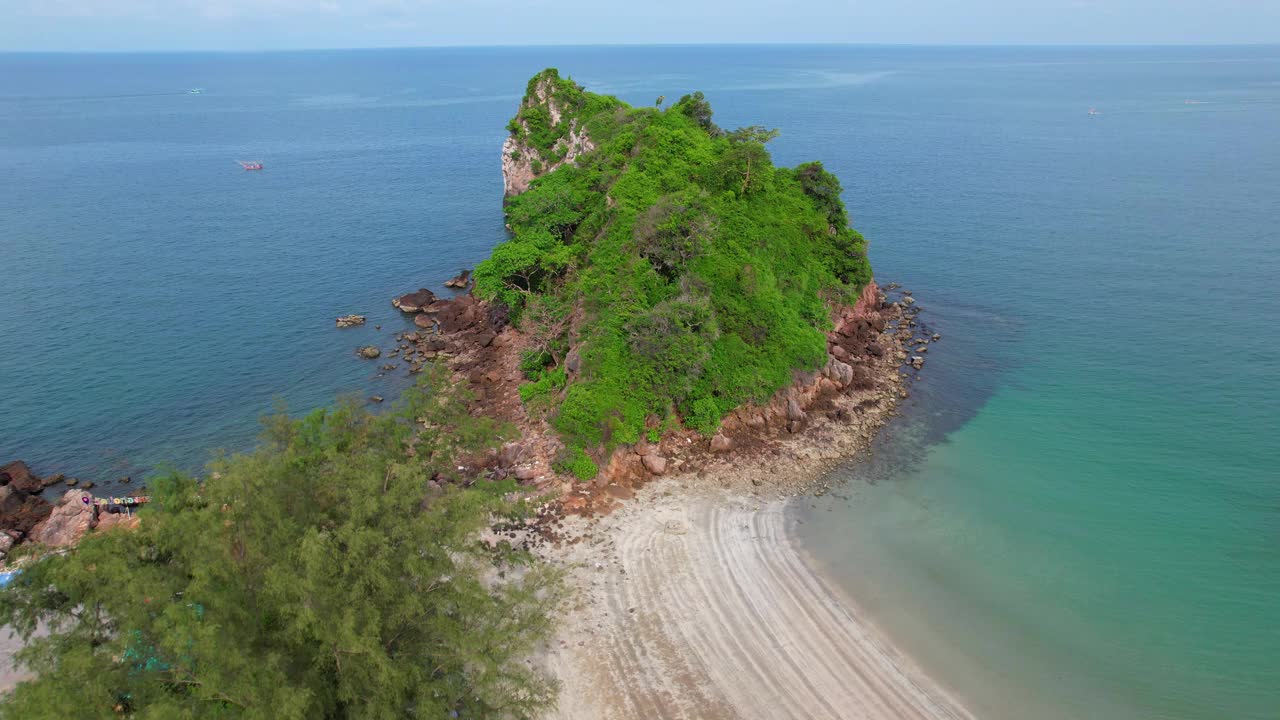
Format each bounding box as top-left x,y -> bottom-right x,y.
2,45 -> 1278,718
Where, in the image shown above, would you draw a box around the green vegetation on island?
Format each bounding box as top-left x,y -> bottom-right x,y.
478,70 -> 872,476
0,369 -> 561,720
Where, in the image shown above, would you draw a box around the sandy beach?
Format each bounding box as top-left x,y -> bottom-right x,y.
540,479 -> 974,720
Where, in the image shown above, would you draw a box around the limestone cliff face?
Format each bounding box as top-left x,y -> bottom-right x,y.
502,70 -> 596,198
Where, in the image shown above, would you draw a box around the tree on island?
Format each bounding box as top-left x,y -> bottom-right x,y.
0,367 -> 561,720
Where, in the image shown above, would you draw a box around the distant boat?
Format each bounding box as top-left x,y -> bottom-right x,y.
189,88 -> 203,95
238,160 -> 264,171
1088,107 -> 1101,116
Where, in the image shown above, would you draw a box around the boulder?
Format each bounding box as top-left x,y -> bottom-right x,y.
709,434 -> 733,453
475,330 -> 496,348
357,346 -> 381,359
444,269 -> 472,289
335,314 -> 366,328
414,314 -> 438,330
641,454 -> 667,475
910,356 -> 925,369
499,442 -> 524,467
514,466 -> 538,481
29,490 -> 94,548
786,398 -> 806,422
866,342 -> 886,358
1,461 -> 43,495
95,513 -> 140,533
393,288 -> 437,313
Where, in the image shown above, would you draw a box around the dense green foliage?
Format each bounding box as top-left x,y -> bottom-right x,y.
0,370 -> 560,719
476,70 -> 873,476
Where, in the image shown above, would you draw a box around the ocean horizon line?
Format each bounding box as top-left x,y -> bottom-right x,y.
3,41 -> 1280,56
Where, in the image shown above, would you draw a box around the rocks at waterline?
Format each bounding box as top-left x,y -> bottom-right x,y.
444,269 -> 472,289
0,461 -> 54,542
335,314 -> 366,328
392,288 -> 437,313
28,490 -> 94,548
910,356 -> 925,369
357,346 -> 381,359
1,460 -> 44,495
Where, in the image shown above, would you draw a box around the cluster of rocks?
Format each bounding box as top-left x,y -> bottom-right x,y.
0,461 -> 139,563
335,314 -> 366,328
886,290 -> 935,371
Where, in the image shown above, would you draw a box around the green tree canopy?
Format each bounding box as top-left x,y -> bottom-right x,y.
0,369 -> 561,720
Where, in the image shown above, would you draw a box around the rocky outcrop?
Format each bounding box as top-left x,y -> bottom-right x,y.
393,288 -> 437,313
502,72 -> 597,198
1,461 -> 43,495
357,346 -> 381,359
0,461 -> 55,549
444,269 -> 472,289
29,490 -> 94,548
335,314 -> 366,328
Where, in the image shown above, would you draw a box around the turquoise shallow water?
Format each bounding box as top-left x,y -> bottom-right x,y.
2,45 -> 1279,718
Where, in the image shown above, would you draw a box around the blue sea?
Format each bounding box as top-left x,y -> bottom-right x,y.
2,45 -> 1278,718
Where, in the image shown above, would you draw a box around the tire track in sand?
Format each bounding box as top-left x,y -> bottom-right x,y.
540,481 -> 975,720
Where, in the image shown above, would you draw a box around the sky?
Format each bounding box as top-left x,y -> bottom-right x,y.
2,0 -> 1278,51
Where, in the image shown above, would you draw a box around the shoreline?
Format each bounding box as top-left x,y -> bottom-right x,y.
537,478 -> 973,720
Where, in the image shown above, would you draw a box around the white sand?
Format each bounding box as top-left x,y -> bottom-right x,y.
541,480 -> 974,720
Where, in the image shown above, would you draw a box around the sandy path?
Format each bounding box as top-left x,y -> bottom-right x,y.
541,481 -> 974,720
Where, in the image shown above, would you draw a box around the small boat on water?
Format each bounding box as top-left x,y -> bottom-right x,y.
238,160 -> 264,171
1088,107 -> 1101,116
189,88 -> 203,95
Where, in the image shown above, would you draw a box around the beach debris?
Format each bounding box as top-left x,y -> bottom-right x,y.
335,314 -> 366,328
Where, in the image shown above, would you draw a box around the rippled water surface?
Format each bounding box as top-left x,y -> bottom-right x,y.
3,45 -> 1278,718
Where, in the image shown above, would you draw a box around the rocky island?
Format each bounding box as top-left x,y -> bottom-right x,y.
390,69 -> 925,511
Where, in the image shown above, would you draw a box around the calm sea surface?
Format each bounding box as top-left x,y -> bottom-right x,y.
2,45 -> 1278,718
